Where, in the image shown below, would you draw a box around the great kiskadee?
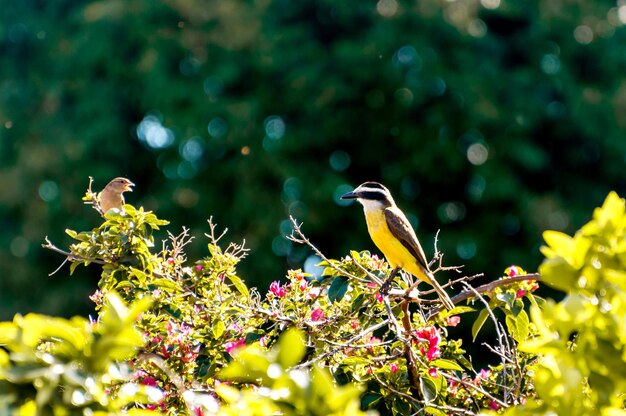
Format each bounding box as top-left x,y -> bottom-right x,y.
341,182 -> 455,310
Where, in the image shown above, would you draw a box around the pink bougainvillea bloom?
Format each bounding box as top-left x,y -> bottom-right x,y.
489,400 -> 501,410
375,293 -> 384,303
308,286 -> 321,299
196,264 -> 203,273
311,308 -> 326,322
504,265 -> 526,277
259,336 -> 268,347
478,368 -> 491,379
516,289 -> 526,298
351,319 -> 359,330
428,367 -> 439,378
299,279 -> 308,291
224,337 -> 246,355
389,363 -> 399,373
446,316 -> 461,327
415,326 -> 441,361
367,282 -> 378,290
141,376 -> 158,387
269,281 -> 287,297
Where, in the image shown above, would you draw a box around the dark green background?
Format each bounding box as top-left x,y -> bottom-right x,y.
2,0 -> 626,320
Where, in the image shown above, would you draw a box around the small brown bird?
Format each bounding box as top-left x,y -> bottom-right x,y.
98,177 -> 134,213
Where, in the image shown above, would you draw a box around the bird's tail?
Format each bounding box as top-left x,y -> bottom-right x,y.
429,274 -> 455,310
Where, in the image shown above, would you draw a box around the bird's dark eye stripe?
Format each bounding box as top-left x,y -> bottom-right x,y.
359,190 -> 387,200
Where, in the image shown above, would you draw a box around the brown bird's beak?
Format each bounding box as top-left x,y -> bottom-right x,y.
122,180 -> 135,192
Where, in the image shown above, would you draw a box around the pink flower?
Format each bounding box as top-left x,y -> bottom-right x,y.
516,289 -> 526,298
446,316 -> 461,327
448,379 -> 459,394
375,293 -> 384,303
308,286 -> 321,299
194,406 -> 204,416
390,363 -> 399,373
259,336 -> 268,347
224,337 -> 246,355
228,323 -> 243,333
269,281 -> 287,297
415,326 -> 441,361
141,376 -> 158,387
311,308 -> 326,322
299,279 -> 308,291
196,264 -> 203,273
489,400 -> 501,410
428,367 -> 439,378
477,368 -> 491,380
504,265 -> 525,278
350,319 -> 359,330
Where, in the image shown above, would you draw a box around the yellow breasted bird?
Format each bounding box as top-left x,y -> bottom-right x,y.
98,177 -> 134,213
341,181 -> 455,310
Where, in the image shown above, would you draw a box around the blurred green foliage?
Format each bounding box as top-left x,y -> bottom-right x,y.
2,0 -> 626,319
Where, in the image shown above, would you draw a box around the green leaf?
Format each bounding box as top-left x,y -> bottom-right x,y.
277,328 -> 306,368
419,376 -> 437,403
425,406 -> 448,416
351,293 -> 365,312
226,274 -> 249,298
472,308 -> 490,341
328,276 -> 349,303
430,359 -> 463,372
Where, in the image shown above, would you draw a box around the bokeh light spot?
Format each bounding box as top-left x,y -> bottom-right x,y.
456,240 -> 477,260
180,137 -> 204,162
207,117 -> 228,138
574,25 -> 593,44
400,177 -> 420,200
394,45 -> 419,67
177,161 -> 197,179
467,142 -> 489,165
334,184 -> 355,206
241,146 -> 250,155
304,255 -> 324,279
394,88 -> 414,105
468,19 -> 487,37
203,76 -> 224,97
10,236 -> 29,258
38,180 -> 59,202
264,115 -> 286,140
541,54 -> 561,75
137,114 -> 175,149
619,6 -> 626,24
329,150 -> 351,171
429,78 -> 446,96
466,174 -> 486,202
283,177 -> 302,202
437,201 -> 466,223
480,0 -> 500,9
376,0 -> 398,17
272,235 -> 291,256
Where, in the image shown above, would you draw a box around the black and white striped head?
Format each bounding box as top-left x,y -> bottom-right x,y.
341,182 -> 395,210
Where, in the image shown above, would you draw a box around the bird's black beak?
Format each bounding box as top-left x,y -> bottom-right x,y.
341,190 -> 358,200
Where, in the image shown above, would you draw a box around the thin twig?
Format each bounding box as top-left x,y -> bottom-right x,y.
287,216 -> 369,284
425,274 -> 541,320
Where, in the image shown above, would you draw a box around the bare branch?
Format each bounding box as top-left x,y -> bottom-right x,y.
287,216 -> 369,284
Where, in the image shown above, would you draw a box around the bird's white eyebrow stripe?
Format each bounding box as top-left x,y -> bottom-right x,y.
358,187 -> 387,194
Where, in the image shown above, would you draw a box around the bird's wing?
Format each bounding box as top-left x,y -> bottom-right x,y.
384,206 -> 431,272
